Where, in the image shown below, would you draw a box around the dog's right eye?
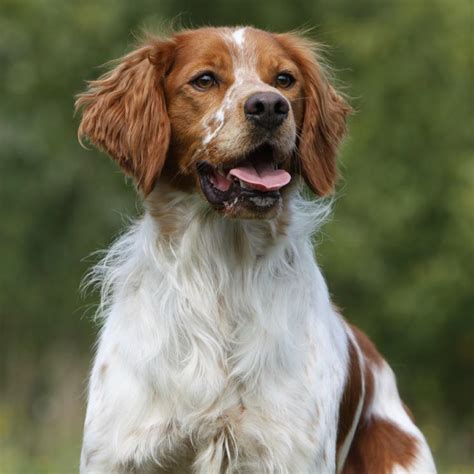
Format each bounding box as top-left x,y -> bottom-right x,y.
191,73 -> 217,91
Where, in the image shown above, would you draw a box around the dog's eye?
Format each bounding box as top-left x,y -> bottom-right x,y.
191,73 -> 217,91
275,73 -> 295,89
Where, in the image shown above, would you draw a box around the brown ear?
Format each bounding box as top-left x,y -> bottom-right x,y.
75,38 -> 175,195
276,34 -> 351,196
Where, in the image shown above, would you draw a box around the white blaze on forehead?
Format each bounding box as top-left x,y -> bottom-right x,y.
232,27 -> 246,48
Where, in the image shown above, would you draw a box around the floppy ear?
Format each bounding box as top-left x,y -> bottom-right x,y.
75,38 -> 175,195
276,34 -> 351,196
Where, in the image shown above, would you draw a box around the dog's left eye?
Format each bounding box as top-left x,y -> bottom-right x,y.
275,73 -> 295,89
191,73 -> 218,91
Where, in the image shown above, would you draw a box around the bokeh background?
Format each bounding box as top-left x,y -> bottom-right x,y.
1,0 -> 472,472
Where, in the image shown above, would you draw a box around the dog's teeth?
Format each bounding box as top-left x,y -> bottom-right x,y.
239,180 -> 250,189
249,196 -> 275,207
216,166 -> 226,177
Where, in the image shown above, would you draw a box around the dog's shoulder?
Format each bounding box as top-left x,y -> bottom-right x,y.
337,323 -> 436,473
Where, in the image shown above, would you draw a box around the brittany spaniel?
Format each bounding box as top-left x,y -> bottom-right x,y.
76,26 -> 436,473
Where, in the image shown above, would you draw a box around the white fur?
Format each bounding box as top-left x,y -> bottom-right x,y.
231,27 -> 246,48
80,190 -> 350,473
80,188 -> 437,473
368,362 -> 437,473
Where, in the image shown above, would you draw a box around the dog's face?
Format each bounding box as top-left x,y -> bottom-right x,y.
76,27 -> 350,219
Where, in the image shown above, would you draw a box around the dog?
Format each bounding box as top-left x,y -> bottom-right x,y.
76,26 -> 436,473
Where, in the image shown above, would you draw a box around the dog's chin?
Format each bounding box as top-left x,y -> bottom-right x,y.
221,193 -> 283,219
197,143 -> 291,219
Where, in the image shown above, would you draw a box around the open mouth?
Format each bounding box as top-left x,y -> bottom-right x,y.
197,144 -> 291,213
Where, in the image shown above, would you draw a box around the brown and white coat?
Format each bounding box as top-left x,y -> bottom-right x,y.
76,26 -> 436,473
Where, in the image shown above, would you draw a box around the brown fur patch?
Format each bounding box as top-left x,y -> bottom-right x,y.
342,417 -> 419,473
350,324 -> 384,368
274,34 -> 352,196
340,325 -> 419,473
76,39 -> 176,195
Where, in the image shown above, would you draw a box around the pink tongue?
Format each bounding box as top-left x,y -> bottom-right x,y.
210,172 -> 232,192
228,162 -> 291,192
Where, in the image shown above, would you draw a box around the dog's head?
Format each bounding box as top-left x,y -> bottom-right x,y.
76,27 -> 350,219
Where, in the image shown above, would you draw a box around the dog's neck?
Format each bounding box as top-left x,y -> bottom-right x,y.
145,182 -> 329,265
91,183 -> 337,400
110,184 -> 332,388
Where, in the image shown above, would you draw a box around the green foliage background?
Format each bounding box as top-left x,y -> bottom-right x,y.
0,0 -> 472,471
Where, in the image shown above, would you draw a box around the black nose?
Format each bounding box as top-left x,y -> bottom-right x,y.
244,92 -> 289,130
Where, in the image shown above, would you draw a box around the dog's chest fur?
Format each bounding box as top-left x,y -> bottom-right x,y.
82,191 -> 349,472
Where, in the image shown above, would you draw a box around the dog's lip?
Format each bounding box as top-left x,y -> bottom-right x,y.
197,162 -> 281,207
196,144 -> 290,210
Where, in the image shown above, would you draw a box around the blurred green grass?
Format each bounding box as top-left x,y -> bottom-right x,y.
0,0 -> 472,471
